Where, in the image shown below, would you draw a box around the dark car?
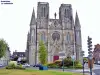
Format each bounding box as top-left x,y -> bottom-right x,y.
33,64 -> 41,67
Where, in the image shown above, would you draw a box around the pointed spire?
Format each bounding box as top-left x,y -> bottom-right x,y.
30,8 -> 36,25
75,11 -> 80,28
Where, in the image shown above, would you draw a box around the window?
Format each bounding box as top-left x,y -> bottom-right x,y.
66,32 -> 71,43
42,7 -> 44,17
41,32 -> 45,41
42,7 -> 45,17
44,7 -> 45,17
77,32 -> 80,40
77,32 -> 80,44
31,29 -> 35,43
64,9 -> 67,17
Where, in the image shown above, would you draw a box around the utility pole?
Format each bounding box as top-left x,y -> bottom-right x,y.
81,51 -> 85,75
87,36 -> 93,75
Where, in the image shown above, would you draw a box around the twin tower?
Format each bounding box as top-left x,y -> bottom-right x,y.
26,2 -> 82,65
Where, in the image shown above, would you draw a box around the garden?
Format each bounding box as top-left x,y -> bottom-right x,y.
47,57 -> 83,69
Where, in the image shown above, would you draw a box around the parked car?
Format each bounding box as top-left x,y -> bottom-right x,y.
0,64 -> 3,67
33,64 -> 41,67
22,63 -> 30,67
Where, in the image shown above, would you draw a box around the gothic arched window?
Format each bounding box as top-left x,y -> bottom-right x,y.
41,32 -> 45,41
77,32 -> 80,44
42,7 -> 44,17
66,32 -> 71,43
44,7 -> 45,17
64,9 -> 67,17
33,29 -> 35,42
42,7 -> 46,17
31,29 -> 35,43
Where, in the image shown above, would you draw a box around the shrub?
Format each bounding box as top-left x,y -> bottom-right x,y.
75,62 -> 82,69
74,60 -> 80,66
6,66 -> 13,69
6,61 -> 16,69
6,62 -> 25,70
8,61 -> 17,66
47,63 -> 59,68
54,60 -> 62,66
16,65 -> 25,70
63,58 -> 73,67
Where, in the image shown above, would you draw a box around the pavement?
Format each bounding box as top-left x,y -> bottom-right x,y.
30,63 -> 97,75
48,68 -> 96,75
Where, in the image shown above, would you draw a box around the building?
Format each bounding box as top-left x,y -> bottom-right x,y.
12,51 -> 26,61
26,2 -> 82,65
0,47 -> 11,66
93,44 -> 100,63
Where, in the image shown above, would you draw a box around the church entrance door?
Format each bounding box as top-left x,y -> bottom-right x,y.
53,55 -> 59,62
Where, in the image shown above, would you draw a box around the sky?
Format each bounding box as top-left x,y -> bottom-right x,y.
0,0 -> 100,56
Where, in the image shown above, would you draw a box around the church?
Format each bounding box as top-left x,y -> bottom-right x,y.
26,2 -> 82,65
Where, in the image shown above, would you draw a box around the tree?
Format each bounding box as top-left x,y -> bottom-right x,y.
0,39 -> 8,58
39,41 -> 47,65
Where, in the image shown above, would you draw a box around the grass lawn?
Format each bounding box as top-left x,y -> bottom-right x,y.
0,68 -> 83,75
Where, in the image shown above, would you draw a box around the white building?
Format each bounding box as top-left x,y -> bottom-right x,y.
0,47 -> 11,66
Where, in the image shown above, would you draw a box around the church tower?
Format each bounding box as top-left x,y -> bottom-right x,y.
59,4 -> 75,57
59,4 -> 74,29
36,2 -> 49,63
37,2 -> 49,29
28,8 -> 36,65
74,12 -> 82,61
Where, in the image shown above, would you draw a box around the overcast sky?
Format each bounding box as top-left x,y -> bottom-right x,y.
0,0 -> 99,56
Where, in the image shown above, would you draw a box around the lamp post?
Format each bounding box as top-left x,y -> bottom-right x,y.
81,51 -> 85,75
62,57 -> 64,72
59,52 -> 65,72
71,55 -> 75,69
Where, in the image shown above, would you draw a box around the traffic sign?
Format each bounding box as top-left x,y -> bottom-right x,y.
88,51 -> 93,54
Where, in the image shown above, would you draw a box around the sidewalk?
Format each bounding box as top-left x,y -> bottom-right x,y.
66,69 -> 95,75
49,68 -> 95,75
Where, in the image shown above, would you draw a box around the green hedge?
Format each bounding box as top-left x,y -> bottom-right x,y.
48,63 -> 59,68
6,63 -> 25,70
75,63 -> 82,69
47,58 -> 83,69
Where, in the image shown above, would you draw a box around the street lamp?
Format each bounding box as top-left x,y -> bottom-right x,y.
59,52 -> 65,72
81,50 -> 85,75
71,55 -> 75,69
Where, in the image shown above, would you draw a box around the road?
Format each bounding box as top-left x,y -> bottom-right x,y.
29,64 -> 100,75
94,69 -> 100,75
93,64 -> 100,75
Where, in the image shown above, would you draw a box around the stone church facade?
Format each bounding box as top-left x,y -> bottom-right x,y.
26,2 -> 82,65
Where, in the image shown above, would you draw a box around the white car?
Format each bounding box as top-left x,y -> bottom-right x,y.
22,63 -> 30,67
0,64 -> 3,67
